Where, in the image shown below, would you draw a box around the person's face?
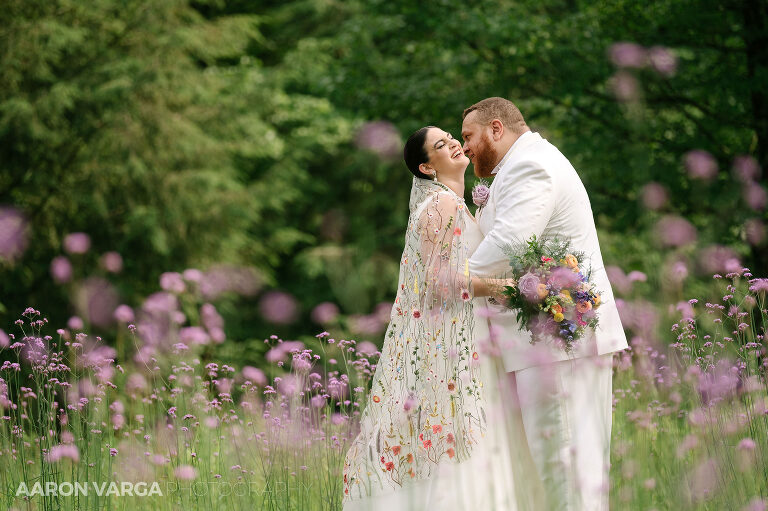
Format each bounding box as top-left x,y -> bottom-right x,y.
461,111 -> 499,178
420,127 -> 468,178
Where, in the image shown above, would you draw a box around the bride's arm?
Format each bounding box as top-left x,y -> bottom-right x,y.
471,276 -> 516,299
418,193 -> 514,305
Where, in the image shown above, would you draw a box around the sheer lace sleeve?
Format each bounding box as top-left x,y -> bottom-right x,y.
416,192 -> 472,312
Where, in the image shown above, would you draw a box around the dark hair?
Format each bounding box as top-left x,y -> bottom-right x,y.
403,126 -> 435,179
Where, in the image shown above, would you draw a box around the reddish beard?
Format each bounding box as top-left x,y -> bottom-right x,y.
472,131 -> 501,178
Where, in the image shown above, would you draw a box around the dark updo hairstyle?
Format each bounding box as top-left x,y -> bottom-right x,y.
403,126 -> 436,179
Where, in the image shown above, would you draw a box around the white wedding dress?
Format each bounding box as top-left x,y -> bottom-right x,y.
343,179 -> 543,511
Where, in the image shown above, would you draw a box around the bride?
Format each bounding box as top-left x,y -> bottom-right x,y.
342,126 -> 543,510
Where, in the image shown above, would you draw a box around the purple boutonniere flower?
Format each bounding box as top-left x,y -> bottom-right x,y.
472,180 -> 490,208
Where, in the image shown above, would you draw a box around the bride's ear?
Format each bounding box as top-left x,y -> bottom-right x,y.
418,163 -> 435,178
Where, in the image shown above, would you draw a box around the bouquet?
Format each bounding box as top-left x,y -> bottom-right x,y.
501,235 -> 602,352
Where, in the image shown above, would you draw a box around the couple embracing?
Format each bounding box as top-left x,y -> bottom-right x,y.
342,97 -> 628,511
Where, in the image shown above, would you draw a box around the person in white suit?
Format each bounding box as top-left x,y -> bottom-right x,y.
461,97 -> 629,510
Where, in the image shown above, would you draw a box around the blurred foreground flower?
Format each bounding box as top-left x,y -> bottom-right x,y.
312,302 -> 340,324
698,245 -> 740,274
199,264 -> 262,299
74,277 -> 119,328
113,304 -> 135,323
0,207 -> 28,262
655,215 -> 697,247
260,291 -> 298,324
51,256 -> 73,284
610,71 -> 640,102
648,46 -> 678,77
732,156 -> 761,183
160,272 -> 186,294
355,121 -> 401,160
609,42 -> 647,68
609,42 -> 677,77
744,219 -> 765,245
640,182 -> 668,210
684,150 -> 718,181
100,251 -> 123,273
63,232 -> 91,254
45,444 -> 80,463
743,184 -> 767,211
174,465 -> 197,480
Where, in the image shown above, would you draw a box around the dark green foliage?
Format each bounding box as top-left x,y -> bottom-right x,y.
0,0 -> 766,368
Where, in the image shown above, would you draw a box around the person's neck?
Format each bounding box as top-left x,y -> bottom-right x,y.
437,175 -> 465,199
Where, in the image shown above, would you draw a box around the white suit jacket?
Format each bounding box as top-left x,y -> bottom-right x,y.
469,131 -> 628,372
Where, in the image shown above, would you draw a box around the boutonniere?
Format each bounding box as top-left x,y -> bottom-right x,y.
471,179 -> 490,209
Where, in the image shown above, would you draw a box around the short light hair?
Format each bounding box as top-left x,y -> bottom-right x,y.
462,97 -> 528,135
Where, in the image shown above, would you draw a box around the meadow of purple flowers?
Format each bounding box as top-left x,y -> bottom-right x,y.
0,257 -> 766,510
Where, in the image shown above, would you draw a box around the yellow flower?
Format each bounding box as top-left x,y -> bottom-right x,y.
593,294 -> 601,307
560,289 -> 571,299
564,254 -> 579,269
537,283 -> 549,299
554,312 -> 565,322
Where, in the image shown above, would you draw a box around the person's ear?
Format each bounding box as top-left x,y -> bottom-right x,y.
490,119 -> 504,141
418,163 -> 435,178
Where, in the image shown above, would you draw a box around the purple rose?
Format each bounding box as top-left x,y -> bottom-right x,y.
518,272 -> 542,302
472,183 -> 490,207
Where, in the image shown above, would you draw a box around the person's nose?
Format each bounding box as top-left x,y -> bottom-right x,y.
462,141 -> 469,154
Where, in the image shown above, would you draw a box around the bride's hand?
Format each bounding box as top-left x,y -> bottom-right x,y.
488,278 -> 515,305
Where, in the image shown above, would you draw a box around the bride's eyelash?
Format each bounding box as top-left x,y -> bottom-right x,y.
437,136 -> 454,149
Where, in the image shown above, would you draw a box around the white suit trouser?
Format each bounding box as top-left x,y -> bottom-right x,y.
513,354 -> 614,511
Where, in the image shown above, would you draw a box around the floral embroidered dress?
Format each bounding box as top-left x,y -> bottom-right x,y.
342,178 -> 539,510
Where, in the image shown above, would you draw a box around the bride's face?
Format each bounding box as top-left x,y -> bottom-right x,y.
422,128 -> 469,177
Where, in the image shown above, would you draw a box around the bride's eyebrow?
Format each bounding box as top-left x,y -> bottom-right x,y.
433,133 -> 452,149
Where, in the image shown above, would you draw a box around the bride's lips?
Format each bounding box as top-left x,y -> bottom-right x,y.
451,149 -> 463,159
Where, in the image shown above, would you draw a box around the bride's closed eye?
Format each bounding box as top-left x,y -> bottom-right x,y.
434,134 -> 454,150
